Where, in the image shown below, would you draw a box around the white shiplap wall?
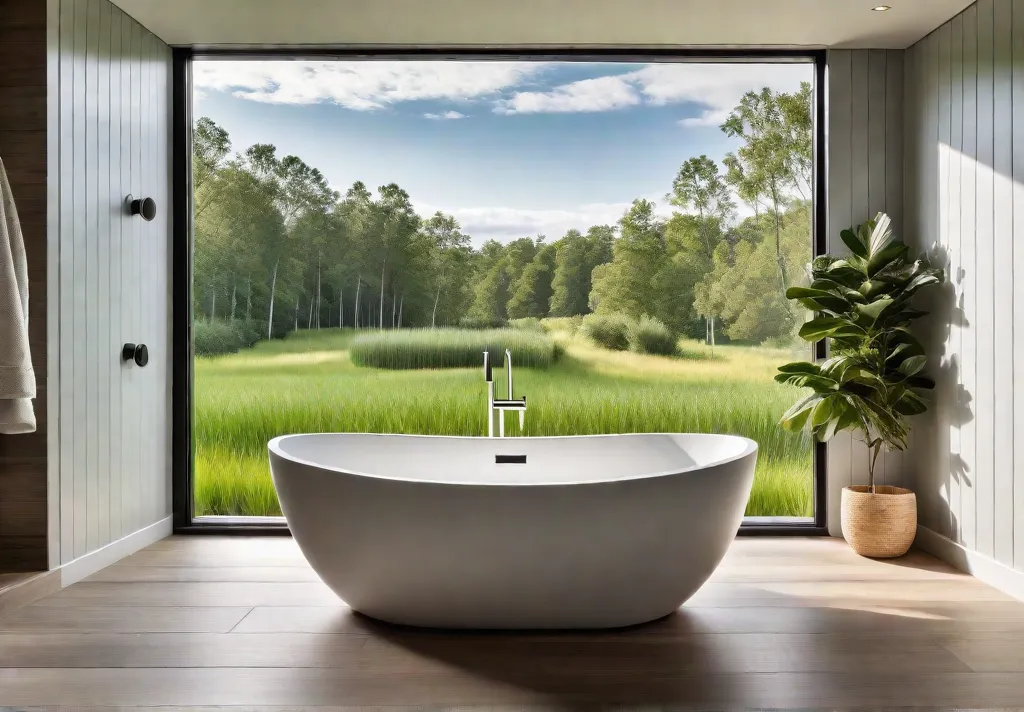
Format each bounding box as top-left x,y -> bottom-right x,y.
904,0 -> 1024,575
826,49 -> 905,536
52,0 -> 172,568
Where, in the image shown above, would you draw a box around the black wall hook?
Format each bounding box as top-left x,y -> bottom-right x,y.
126,195 -> 157,221
122,343 -> 149,367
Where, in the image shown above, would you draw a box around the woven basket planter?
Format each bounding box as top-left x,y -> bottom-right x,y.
840,485 -> 917,558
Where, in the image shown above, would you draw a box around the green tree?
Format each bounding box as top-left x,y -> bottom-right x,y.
669,155 -> 734,258
192,117 -> 231,219
421,212 -> 471,327
694,203 -> 811,343
468,240 -> 510,324
549,226 -> 614,317
667,155 -> 735,339
370,183 -> 421,328
590,200 -> 666,318
507,242 -> 556,318
720,85 -> 811,292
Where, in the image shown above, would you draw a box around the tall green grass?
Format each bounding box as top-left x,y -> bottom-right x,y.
349,328 -> 557,370
193,328 -> 814,518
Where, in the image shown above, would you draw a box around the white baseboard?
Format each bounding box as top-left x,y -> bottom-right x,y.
59,516 -> 173,587
915,525 -> 1024,603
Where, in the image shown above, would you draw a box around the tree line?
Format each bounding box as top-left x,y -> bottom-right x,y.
193,81 -> 812,344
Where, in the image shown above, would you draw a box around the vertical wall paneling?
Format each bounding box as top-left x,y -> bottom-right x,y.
937,21 -> 954,540
96,0 -> 110,548
86,0 -> 100,555
961,3 -> 979,554
974,0 -> 995,558
53,0 -> 172,567
867,50 -> 888,485
902,43 -> 919,496
950,13 -> 964,545
128,17 -> 141,534
993,0 -> 1014,567
57,0 -> 75,566
1013,0 -> 1024,571
914,32 -> 942,534
143,30 -> 153,527
826,49 -> 905,531
904,0 -> 1024,574
71,0 -> 88,560
912,29 -> 933,532
932,30 -> 947,538
119,11 -> 132,538
885,52 -> 905,488
850,53 -> 871,490
108,6 -> 121,543
826,50 -> 853,536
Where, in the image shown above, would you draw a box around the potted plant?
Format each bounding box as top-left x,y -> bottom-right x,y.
776,213 -> 944,557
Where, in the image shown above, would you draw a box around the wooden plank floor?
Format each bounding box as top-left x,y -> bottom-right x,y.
2,536 -> 1024,709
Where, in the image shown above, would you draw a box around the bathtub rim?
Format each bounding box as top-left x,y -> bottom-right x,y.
268,432 -> 758,487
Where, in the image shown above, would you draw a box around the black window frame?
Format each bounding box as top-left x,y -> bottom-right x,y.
172,47 -> 829,536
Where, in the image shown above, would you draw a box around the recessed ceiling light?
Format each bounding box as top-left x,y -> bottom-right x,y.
872,5 -> 891,10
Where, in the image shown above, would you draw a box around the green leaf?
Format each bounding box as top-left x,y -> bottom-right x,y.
840,228 -> 867,258
819,355 -> 853,378
779,373 -> 840,391
867,212 -> 894,255
898,355 -> 928,376
906,375 -> 936,390
779,393 -> 820,431
786,287 -> 828,300
867,242 -> 909,276
778,362 -> 821,375
798,317 -> 850,341
798,295 -> 852,313
859,279 -> 889,299
886,342 -> 918,363
854,297 -> 894,324
894,389 -> 928,416
810,398 -> 835,427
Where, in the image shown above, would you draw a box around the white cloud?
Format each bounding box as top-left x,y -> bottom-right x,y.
677,109 -> 731,128
495,62 -> 810,123
415,199 -> 671,245
631,63 -> 809,127
193,60 -> 544,110
423,110 -> 466,120
495,75 -> 640,115
194,59 -> 812,129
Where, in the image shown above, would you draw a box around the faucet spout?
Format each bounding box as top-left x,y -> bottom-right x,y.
505,348 -> 513,401
485,349 -> 526,438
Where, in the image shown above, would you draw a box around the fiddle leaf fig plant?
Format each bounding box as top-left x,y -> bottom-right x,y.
776,213 -> 944,490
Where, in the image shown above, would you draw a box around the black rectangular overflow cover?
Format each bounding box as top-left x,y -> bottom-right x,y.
495,454 -> 527,464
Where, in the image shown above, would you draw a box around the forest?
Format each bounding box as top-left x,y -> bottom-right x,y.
193,82 -> 813,350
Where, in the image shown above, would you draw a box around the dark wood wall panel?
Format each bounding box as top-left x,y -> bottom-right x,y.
0,0 -> 49,572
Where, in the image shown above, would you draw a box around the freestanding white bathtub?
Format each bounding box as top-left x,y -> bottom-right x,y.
269,433 -> 757,629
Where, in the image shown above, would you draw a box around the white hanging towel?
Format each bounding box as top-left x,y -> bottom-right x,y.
0,157 -> 36,434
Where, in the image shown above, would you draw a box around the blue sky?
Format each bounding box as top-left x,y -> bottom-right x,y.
194,60 -> 811,244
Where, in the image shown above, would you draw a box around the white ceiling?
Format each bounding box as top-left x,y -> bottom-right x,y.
110,0 -> 971,50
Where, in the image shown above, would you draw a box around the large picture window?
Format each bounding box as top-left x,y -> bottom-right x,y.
175,53 -> 826,530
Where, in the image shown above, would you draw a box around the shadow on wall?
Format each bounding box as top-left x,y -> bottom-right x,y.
913,241 -> 974,539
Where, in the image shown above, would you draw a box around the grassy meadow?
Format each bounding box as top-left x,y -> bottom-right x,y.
193,325 -> 814,518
